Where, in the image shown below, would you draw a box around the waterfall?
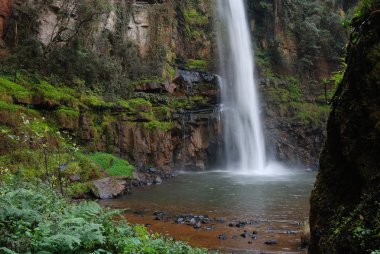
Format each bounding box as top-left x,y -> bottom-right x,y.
217,0 -> 266,173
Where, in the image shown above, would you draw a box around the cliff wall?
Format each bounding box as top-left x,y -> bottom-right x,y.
309,4 -> 380,253
0,0 -> 354,171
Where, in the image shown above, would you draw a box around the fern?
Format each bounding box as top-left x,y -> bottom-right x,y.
0,247 -> 18,254
36,234 -> 82,252
65,201 -> 102,220
0,180 -> 213,254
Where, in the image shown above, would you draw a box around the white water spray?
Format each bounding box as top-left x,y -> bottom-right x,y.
217,0 -> 267,173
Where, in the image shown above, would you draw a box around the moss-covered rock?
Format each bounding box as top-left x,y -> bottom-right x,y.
309,4 -> 380,253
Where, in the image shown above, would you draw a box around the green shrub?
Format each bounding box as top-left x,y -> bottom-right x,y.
0,181 -> 212,253
153,106 -> 173,121
184,9 -> 208,26
289,102 -> 330,126
285,76 -> 303,101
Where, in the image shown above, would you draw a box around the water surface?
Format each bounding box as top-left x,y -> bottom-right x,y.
101,170 -> 316,253
102,170 -> 316,220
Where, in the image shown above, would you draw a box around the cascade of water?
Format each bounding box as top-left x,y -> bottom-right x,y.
217,0 -> 266,172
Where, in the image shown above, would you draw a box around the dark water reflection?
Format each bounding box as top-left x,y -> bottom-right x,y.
101,170 -> 316,221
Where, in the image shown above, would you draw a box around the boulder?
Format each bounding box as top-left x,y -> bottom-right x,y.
92,177 -> 128,199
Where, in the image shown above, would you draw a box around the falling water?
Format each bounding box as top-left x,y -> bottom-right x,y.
217,0 -> 266,173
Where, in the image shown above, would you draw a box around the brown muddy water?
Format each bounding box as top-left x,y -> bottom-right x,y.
100,170 -> 316,253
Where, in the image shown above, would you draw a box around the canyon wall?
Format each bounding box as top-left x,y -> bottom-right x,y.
0,0 -> 354,171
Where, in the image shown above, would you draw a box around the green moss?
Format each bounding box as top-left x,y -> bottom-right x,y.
56,106 -> 80,118
65,182 -> 92,197
169,96 -> 209,110
118,98 -> 153,112
0,76 -> 32,102
138,112 -> 154,122
165,65 -> 177,80
128,98 -> 152,108
84,152 -> 134,177
144,120 -> 174,132
0,101 -> 23,112
36,81 -> 78,105
185,59 -> 209,71
126,98 -> 153,113
83,95 -> 114,109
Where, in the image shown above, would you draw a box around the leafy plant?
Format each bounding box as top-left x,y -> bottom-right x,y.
0,181 -> 213,254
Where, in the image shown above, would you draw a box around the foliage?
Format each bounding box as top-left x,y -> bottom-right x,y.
153,106 -> 173,121
178,1 -> 213,65
285,76 -> 303,101
248,0 -> 350,74
0,115 -> 101,197
290,102 -> 330,127
84,152 -> 134,177
322,189 -> 380,254
184,8 -> 209,26
354,0 -> 380,19
185,59 -> 209,71
0,181 -> 212,254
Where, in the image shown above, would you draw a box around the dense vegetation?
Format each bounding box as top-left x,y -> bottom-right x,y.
0,106 -> 134,198
0,180 -> 211,254
247,0 -> 355,76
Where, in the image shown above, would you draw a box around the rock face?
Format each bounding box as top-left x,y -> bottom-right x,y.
261,79 -> 328,169
74,69 -> 221,172
0,0 -> 11,44
309,10 -> 380,254
246,0 -> 358,169
0,0 -> 355,171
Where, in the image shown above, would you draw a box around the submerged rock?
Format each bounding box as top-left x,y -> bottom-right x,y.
265,239 -> 278,245
194,222 -> 202,229
218,234 -> 227,240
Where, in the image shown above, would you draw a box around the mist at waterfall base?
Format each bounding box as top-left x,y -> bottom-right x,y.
217,0 -> 291,176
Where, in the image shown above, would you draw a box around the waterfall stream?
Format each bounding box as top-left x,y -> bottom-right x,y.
217,0 -> 267,173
